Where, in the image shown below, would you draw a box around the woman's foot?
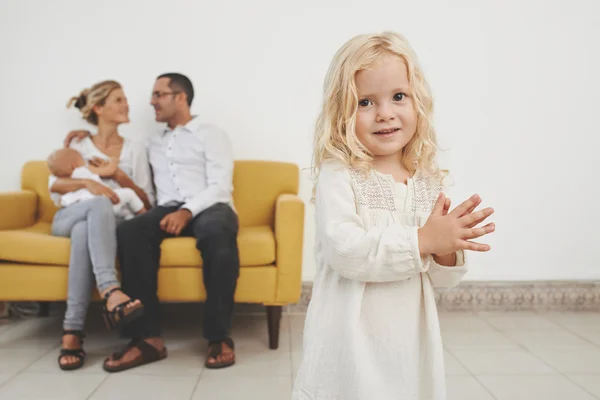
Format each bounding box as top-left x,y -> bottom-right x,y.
101,287 -> 145,330
58,331 -> 86,371
103,288 -> 141,313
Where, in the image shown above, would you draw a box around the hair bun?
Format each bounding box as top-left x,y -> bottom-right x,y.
74,91 -> 88,109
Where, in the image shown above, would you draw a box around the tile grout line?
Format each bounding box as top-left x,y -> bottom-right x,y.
548,317 -> 600,349
442,314 -> 499,399
448,312 -> 564,399
539,313 -> 600,398
188,366 -> 206,400
84,374 -> 110,400
478,312 -> 600,399
479,312 -> 565,374
0,342 -> 59,392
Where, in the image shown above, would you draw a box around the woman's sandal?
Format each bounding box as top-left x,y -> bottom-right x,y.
205,337 -> 235,369
57,330 -> 86,371
102,287 -> 144,330
102,339 -> 167,373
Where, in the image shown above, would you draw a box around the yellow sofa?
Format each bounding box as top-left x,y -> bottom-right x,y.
0,160 -> 304,349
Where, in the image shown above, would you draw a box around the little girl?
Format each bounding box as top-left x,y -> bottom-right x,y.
292,32 -> 495,400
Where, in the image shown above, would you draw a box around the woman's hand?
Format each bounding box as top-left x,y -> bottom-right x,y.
418,193 -> 495,256
84,180 -> 120,204
88,157 -> 119,178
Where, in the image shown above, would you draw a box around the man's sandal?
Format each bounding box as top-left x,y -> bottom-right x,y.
102,339 -> 167,373
57,330 -> 86,371
205,337 -> 235,369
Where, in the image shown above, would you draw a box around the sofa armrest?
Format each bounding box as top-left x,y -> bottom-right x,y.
274,193 -> 305,303
0,190 -> 37,230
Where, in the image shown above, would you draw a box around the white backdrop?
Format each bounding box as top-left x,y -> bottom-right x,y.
1,0 -> 598,281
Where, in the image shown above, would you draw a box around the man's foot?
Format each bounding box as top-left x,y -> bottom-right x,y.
103,337 -> 166,372
206,338 -> 235,369
58,331 -> 86,371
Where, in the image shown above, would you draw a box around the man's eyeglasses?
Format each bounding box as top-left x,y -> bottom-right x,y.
151,91 -> 181,100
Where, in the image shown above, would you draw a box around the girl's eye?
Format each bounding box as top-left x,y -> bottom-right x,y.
393,93 -> 406,101
358,99 -> 372,107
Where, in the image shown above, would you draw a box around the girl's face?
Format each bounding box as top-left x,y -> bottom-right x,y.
354,54 -> 417,163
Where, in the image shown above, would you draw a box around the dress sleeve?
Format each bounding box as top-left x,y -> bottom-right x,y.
316,161 -> 427,282
426,251 -> 468,288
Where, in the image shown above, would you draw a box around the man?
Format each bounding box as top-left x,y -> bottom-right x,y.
100,73 -> 240,372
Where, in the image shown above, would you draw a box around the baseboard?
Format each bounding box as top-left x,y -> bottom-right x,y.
7,282 -> 599,318
286,281 -> 600,313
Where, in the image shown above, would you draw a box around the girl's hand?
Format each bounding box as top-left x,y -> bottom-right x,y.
418,193 -> 495,256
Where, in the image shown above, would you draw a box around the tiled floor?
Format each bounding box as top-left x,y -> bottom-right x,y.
0,306 -> 599,399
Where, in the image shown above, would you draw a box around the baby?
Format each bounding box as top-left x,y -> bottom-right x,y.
47,148 -> 147,219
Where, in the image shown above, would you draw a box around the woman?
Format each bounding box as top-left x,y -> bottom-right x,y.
49,80 -> 155,370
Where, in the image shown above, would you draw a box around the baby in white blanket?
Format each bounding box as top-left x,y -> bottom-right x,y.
47,148 -> 147,219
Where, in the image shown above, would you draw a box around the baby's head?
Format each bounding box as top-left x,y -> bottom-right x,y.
314,31 -> 440,177
47,148 -> 85,177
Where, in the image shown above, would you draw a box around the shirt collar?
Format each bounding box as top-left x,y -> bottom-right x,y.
162,116 -> 200,136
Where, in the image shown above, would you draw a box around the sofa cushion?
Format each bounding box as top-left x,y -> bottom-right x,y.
0,223 -> 275,267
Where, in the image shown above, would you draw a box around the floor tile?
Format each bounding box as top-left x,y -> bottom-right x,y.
502,330 -> 597,350
192,375 -> 292,400
478,375 -> 597,400
0,372 -> 106,400
291,350 -> 304,382
438,312 -> 496,332
442,331 -> 519,350
451,349 -> 557,375
446,376 -> 495,400
444,351 -> 470,375
215,347 -> 292,377
0,373 -> 13,387
290,315 -> 305,352
478,311 -> 563,331
568,375 -> 600,398
2,310 -> 598,400
570,330 -> 600,347
528,348 -> 600,374
0,348 -> 51,373
541,312 -> 600,331
89,374 -> 198,400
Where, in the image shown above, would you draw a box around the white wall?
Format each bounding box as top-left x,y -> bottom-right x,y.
1,0 -> 598,281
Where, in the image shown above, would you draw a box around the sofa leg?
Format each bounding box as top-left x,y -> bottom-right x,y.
37,302 -> 51,317
266,305 -> 282,350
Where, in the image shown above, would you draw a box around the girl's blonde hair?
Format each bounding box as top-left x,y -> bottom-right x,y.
67,80 -> 122,125
313,31 -> 444,182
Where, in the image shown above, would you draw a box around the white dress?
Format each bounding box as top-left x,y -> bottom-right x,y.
292,160 -> 468,400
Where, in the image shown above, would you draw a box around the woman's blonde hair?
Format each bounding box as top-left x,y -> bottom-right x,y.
313,31 -> 444,181
67,80 -> 122,125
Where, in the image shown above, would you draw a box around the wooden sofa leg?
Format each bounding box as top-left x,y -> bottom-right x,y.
266,305 -> 282,350
37,302 -> 51,317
